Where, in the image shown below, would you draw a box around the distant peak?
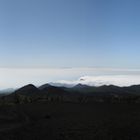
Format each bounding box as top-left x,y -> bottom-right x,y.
39,83 -> 52,90
14,84 -> 39,96
21,84 -> 37,89
74,84 -> 89,88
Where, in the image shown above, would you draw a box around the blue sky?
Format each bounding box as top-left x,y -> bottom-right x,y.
0,0 -> 140,68
0,0 -> 140,88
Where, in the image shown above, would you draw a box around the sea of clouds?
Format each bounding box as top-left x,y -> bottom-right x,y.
56,75 -> 140,87
0,67 -> 140,89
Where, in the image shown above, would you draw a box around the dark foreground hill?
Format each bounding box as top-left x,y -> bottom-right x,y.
1,84 -> 140,139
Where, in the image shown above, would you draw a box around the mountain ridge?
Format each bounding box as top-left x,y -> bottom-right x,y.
11,83 -> 140,96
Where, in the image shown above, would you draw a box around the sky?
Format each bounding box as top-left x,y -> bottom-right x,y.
0,0 -> 140,88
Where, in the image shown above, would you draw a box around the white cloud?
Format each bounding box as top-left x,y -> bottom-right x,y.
57,75 -> 140,87
0,67 -> 140,89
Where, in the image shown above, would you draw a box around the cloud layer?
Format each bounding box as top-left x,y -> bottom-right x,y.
57,75 -> 140,87
0,67 -> 140,89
